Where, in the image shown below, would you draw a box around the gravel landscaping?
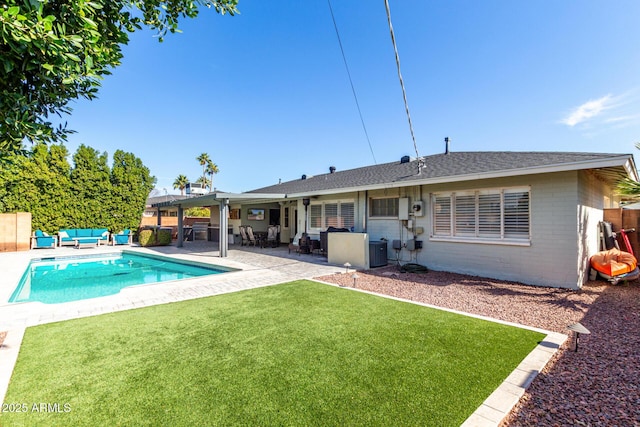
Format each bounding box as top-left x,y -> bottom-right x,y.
317,266 -> 640,426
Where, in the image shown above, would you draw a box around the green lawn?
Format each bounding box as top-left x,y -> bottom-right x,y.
1,280 -> 544,426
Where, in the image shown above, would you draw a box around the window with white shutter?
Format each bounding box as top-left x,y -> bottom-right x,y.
308,200 -> 355,231
340,202 -> 355,229
431,187 -> 530,244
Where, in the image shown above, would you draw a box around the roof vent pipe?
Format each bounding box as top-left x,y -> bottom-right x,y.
329,166 -> 336,173
301,174 -> 307,180
400,155 -> 410,164
445,137 -> 450,154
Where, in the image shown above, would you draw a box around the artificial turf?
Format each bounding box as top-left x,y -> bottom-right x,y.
1,280 -> 545,426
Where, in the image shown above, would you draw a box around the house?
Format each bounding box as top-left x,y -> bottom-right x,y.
154,151 -> 637,289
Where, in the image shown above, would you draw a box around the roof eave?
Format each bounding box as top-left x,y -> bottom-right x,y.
286,155 -> 636,198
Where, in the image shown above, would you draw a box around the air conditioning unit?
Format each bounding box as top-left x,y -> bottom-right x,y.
412,201 -> 424,217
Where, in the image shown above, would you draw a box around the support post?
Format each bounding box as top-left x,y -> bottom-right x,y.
219,199 -> 229,257
177,205 -> 184,248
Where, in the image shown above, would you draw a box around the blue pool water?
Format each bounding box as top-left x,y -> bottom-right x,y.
10,253 -> 230,304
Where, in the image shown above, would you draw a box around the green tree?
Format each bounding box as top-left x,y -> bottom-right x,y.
173,174 -> 189,195
110,150 -> 156,231
0,0 -> 238,157
206,160 -> 219,191
70,144 -> 112,228
0,143 -> 154,233
196,152 -> 210,188
0,143 -> 72,233
195,175 -> 211,190
618,143 -> 640,199
185,207 -> 210,217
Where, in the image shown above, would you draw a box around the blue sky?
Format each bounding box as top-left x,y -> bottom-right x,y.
60,0 -> 640,194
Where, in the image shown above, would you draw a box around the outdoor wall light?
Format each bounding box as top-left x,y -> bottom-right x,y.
302,198 -> 310,206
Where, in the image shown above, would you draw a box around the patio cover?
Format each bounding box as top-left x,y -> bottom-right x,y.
152,192 -> 287,257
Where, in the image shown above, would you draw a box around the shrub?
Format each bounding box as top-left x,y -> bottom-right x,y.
138,228 -> 172,247
138,230 -> 154,247
157,229 -> 171,245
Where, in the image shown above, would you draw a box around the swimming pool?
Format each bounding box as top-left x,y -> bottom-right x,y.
9,252 -> 232,304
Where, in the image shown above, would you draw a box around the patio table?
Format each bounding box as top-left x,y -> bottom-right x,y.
74,237 -> 100,248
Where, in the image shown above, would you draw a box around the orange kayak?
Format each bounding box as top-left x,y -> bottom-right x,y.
590,248 -> 638,277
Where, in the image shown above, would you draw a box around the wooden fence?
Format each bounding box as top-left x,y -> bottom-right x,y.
0,212 -> 32,252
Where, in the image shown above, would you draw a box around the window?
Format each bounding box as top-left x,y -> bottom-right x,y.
308,201 -> 354,231
431,187 -> 530,243
370,197 -> 399,217
433,195 -> 451,235
340,202 -> 355,229
324,203 -> 339,228
309,205 -> 322,228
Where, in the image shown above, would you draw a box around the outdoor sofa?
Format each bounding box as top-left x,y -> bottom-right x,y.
57,228 -> 110,247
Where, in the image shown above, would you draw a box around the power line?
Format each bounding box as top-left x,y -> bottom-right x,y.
384,0 -> 419,160
327,0 -> 377,164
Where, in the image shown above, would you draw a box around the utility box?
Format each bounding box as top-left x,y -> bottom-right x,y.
369,241 -> 388,268
399,198 -> 409,220
406,239 -> 423,251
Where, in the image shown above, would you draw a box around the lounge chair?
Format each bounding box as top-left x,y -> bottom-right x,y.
112,229 -> 132,246
31,230 -> 57,249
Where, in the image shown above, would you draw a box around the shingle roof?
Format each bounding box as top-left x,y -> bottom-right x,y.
247,151 -> 632,195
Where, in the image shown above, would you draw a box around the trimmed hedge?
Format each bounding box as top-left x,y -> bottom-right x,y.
138,228 -> 171,247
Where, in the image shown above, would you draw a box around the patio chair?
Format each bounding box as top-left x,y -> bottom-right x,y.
239,226 -> 249,246
31,230 -> 56,249
266,225 -> 279,248
245,226 -> 259,247
112,229 -> 132,246
288,232 -> 302,254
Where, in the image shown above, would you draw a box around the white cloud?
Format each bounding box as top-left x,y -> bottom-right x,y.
561,95 -> 614,127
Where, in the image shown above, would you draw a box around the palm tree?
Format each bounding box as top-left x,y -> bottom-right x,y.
618,142 -> 640,199
172,174 -> 189,195
196,153 -> 210,185
195,175 -> 211,190
206,160 -> 219,192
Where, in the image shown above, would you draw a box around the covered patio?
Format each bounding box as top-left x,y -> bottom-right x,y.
152,191 -> 288,257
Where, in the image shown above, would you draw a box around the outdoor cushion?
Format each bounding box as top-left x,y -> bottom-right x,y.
76,229 -> 92,238
114,232 -> 131,245
91,228 -> 109,238
58,230 -> 70,239
33,232 -> 56,249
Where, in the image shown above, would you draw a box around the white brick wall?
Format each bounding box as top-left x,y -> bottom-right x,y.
325,171 -> 614,289
365,172 -> 592,289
